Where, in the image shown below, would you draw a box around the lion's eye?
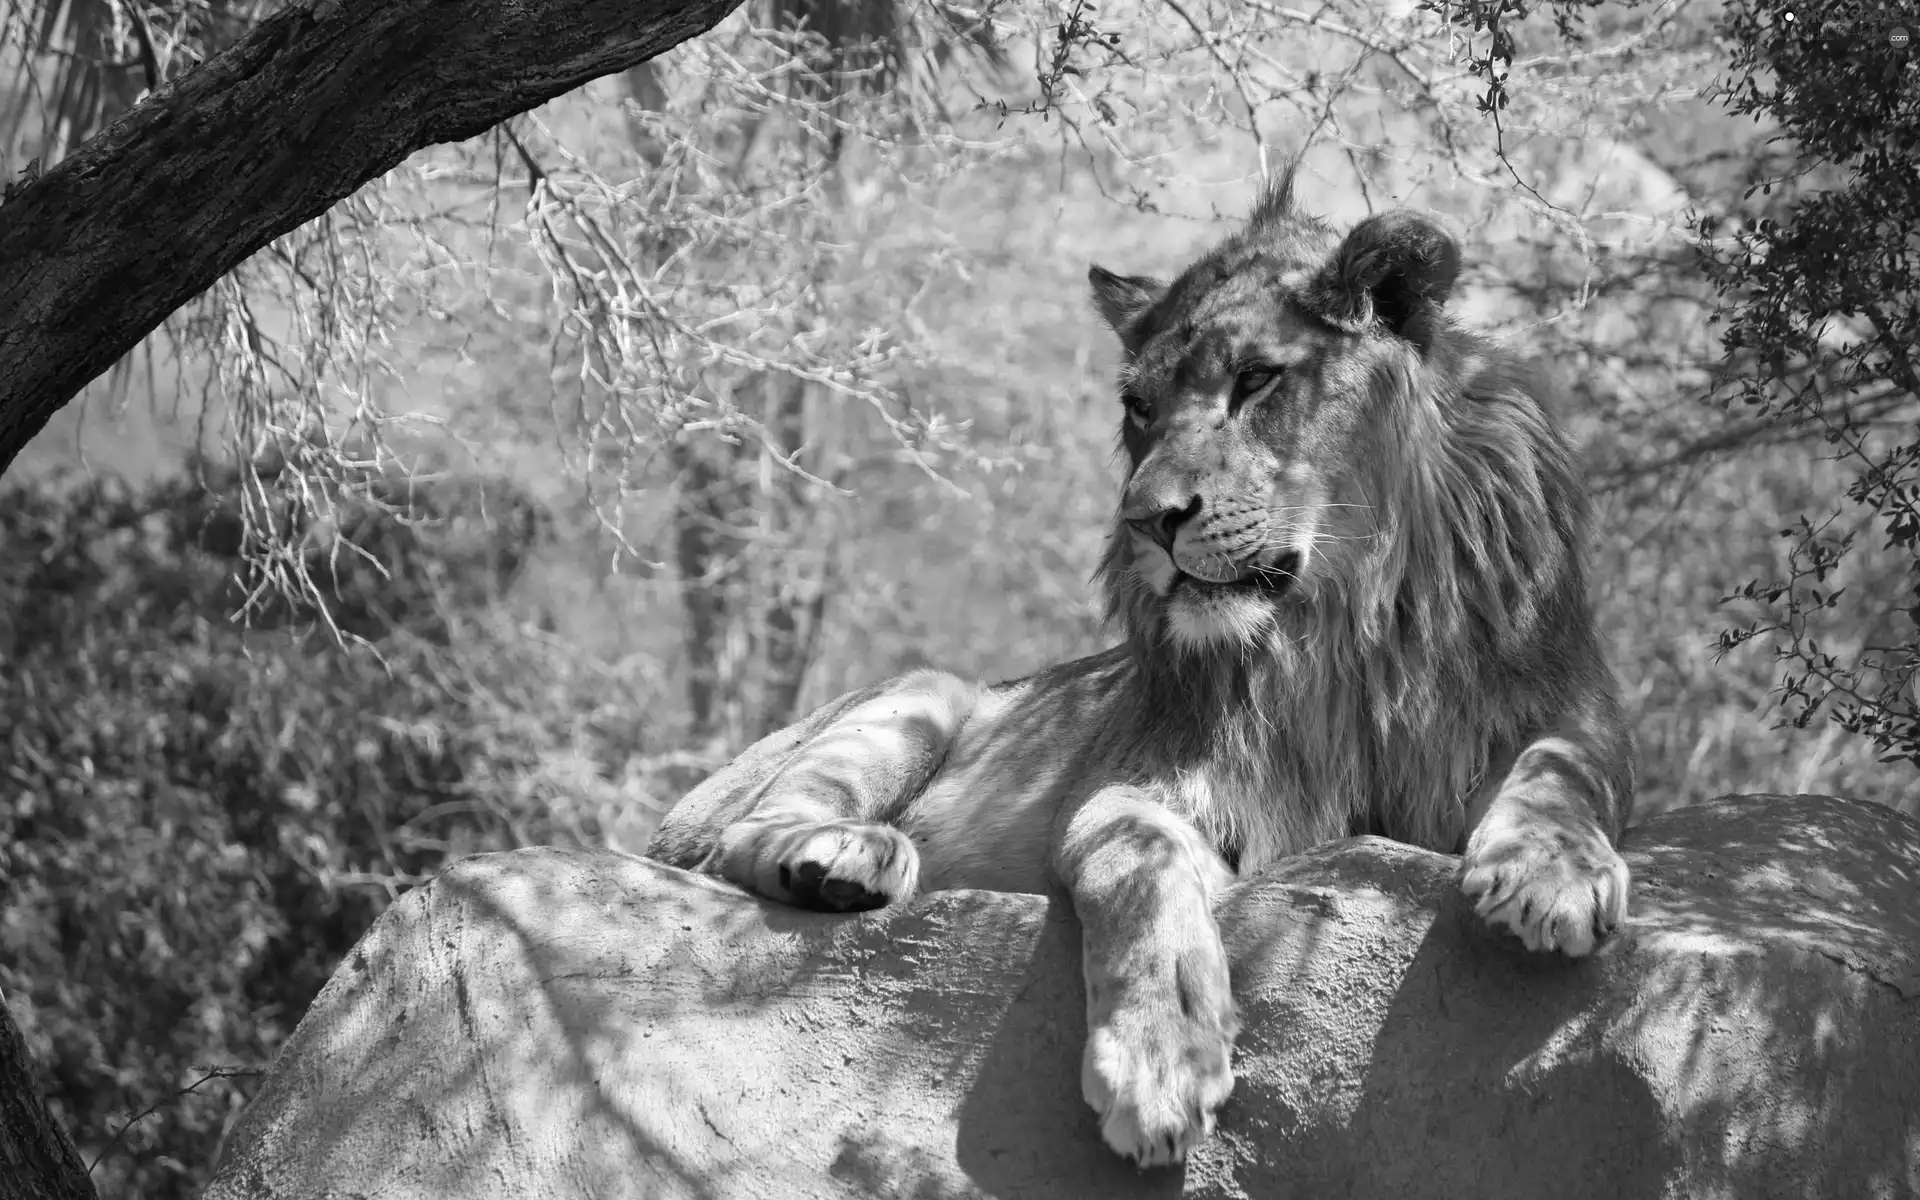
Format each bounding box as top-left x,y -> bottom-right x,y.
1234,366 -> 1283,401
1121,392 -> 1152,427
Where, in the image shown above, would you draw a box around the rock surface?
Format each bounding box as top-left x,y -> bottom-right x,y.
202,794 -> 1920,1200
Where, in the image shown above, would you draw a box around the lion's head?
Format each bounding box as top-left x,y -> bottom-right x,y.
1091,173 -> 1581,674
1087,172 -> 1601,852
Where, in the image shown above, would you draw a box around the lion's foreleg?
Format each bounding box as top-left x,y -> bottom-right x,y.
1054,788 -> 1238,1168
1460,699 -> 1634,956
701,669 -> 975,912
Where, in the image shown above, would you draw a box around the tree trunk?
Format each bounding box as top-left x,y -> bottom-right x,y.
0,999 -> 96,1200
0,0 -> 747,478
754,368 -> 830,740
669,429 -> 755,742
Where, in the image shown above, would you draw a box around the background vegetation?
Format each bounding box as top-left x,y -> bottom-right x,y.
1,0 -> 1913,1194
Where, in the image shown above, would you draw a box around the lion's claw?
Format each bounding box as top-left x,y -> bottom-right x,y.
1080,938 -> 1238,1168
782,855 -> 886,911
710,815 -> 919,913
1082,1011 -> 1234,1167
1461,818 -> 1629,956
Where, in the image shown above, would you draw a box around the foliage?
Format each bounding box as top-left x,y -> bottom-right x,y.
0,0 -> 264,179
0,469 -> 680,1200
1701,0 -> 1920,764
1416,0 -> 1594,127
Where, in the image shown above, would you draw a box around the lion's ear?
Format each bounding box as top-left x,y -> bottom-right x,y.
1089,266 -> 1164,347
1308,212 -> 1461,342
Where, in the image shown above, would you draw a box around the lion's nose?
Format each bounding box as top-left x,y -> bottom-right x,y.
1124,495 -> 1202,552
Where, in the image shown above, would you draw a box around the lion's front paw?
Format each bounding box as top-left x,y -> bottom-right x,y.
709,816 -> 919,913
1461,815 -> 1630,956
1081,957 -> 1237,1168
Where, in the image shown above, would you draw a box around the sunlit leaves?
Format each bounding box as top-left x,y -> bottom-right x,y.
1700,0 -> 1920,766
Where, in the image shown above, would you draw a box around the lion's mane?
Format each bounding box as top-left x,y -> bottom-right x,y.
1092,188 -> 1611,869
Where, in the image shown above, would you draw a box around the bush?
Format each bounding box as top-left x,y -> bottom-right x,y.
0,467 -> 672,1200
1703,0 -> 1920,762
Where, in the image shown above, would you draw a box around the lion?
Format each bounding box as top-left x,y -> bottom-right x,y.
647,170 -> 1635,1168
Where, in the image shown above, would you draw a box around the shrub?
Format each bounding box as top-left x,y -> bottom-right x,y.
0,466 -> 668,1200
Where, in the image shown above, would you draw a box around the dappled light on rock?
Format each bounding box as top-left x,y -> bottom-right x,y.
203,794 -> 1920,1199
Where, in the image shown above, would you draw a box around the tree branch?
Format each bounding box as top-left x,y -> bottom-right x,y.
0,0 -> 747,477
0,998 -> 96,1200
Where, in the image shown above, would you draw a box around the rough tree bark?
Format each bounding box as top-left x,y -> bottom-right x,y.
0,0 -> 749,476
0,998 -> 95,1200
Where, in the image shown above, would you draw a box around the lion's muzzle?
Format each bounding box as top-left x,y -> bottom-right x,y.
1168,546 -> 1301,594
1124,495 -> 1201,556
1122,461 -> 1310,601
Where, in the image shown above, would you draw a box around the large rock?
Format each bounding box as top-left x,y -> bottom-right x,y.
202,794 -> 1920,1200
